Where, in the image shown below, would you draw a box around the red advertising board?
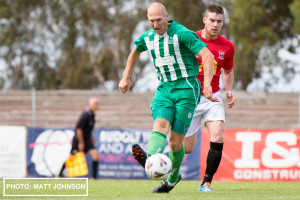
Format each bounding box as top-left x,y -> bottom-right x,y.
201,129 -> 300,181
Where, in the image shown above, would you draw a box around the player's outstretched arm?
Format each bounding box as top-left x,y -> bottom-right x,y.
197,47 -> 219,102
119,46 -> 141,94
223,68 -> 235,108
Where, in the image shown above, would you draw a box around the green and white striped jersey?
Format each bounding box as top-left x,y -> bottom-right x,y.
135,20 -> 207,82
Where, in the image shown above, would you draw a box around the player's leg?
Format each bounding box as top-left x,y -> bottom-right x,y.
183,94 -> 206,154
132,110 -> 173,168
149,84 -> 175,156
168,76 -> 200,181
183,134 -> 197,154
147,119 -> 169,153
198,91 -> 225,192
151,128 -> 185,193
183,112 -> 201,154
199,120 -> 224,191
168,128 -> 185,183
167,77 -> 199,184
132,84 -> 175,168
152,77 -> 199,193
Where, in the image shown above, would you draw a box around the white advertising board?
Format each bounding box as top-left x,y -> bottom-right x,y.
0,126 -> 27,178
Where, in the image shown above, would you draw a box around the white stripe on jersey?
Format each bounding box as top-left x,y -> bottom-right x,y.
195,76 -> 201,104
145,37 -> 161,80
173,35 -> 188,77
185,77 -> 198,105
164,35 -> 177,81
144,37 -> 154,62
154,35 -> 167,81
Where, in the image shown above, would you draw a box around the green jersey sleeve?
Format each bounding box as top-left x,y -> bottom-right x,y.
179,31 -> 207,55
134,33 -> 148,52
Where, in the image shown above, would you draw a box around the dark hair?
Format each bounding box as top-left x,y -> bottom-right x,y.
205,4 -> 224,16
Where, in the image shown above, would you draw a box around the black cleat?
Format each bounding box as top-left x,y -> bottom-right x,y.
151,174 -> 181,193
132,144 -> 149,168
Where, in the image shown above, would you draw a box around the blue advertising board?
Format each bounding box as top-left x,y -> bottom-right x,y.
27,128 -> 201,180
95,128 -> 201,180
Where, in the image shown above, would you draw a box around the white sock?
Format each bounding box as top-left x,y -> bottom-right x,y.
167,181 -> 176,187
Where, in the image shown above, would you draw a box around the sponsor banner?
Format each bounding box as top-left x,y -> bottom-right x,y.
94,128 -> 201,180
27,128 -> 76,177
201,129 -> 300,181
0,126 -> 27,178
27,128 -> 201,180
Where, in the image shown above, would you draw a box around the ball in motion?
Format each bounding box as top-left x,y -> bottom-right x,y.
145,153 -> 172,180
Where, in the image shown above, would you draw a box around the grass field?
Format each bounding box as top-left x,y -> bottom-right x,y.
1,179 -> 300,200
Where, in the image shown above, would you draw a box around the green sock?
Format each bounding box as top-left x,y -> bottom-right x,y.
168,145 -> 185,183
147,131 -> 166,155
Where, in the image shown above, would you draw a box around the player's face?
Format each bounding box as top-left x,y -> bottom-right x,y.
203,12 -> 224,38
148,11 -> 169,35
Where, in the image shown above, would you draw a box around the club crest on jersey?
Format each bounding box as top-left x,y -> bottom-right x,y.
218,50 -> 225,60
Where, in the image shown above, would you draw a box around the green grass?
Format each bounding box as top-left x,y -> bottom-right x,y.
1,179 -> 300,200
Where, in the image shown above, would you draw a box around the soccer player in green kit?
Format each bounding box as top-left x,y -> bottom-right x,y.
119,2 -> 218,193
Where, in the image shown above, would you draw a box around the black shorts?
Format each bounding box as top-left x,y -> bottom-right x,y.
71,136 -> 95,154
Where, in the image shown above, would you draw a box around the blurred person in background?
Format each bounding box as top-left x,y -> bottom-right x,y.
59,97 -> 99,179
183,4 -> 235,192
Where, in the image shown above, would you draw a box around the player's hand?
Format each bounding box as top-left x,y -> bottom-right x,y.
78,142 -> 85,152
226,91 -> 235,108
119,78 -> 130,94
203,85 -> 219,102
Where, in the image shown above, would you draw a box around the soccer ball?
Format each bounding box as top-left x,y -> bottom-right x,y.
145,153 -> 172,180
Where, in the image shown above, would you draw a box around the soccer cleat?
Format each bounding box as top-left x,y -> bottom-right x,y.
132,144 -> 149,168
197,182 -> 214,192
151,174 -> 181,193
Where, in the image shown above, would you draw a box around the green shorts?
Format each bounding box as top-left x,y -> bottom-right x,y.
151,76 -> 201,135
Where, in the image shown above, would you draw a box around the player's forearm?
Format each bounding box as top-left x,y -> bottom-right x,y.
122,47 -> 140,80
119,47 -> 141,94
200,48 -> 214,87
223,69 -> 234,92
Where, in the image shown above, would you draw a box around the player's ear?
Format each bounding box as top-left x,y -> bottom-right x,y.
203,17 -> 206,24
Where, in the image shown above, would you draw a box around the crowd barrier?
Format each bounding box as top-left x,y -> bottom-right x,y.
0,126 -> 299,181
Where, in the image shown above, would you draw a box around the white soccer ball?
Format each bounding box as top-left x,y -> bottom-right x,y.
145,153 -> 172,180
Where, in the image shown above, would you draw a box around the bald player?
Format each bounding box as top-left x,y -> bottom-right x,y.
119,2 -> 217,193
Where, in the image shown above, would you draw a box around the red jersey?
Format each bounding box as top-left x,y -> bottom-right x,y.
196,30 -> 235,95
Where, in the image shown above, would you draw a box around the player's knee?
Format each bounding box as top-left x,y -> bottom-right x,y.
211,134 -> 224,143
184,147 -> 193,154
153,118 -> 170,134
183,135 -> 196,154
169,141 -> 182,152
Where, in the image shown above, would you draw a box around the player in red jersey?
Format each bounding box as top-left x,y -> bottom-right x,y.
183,4 -> 235,192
